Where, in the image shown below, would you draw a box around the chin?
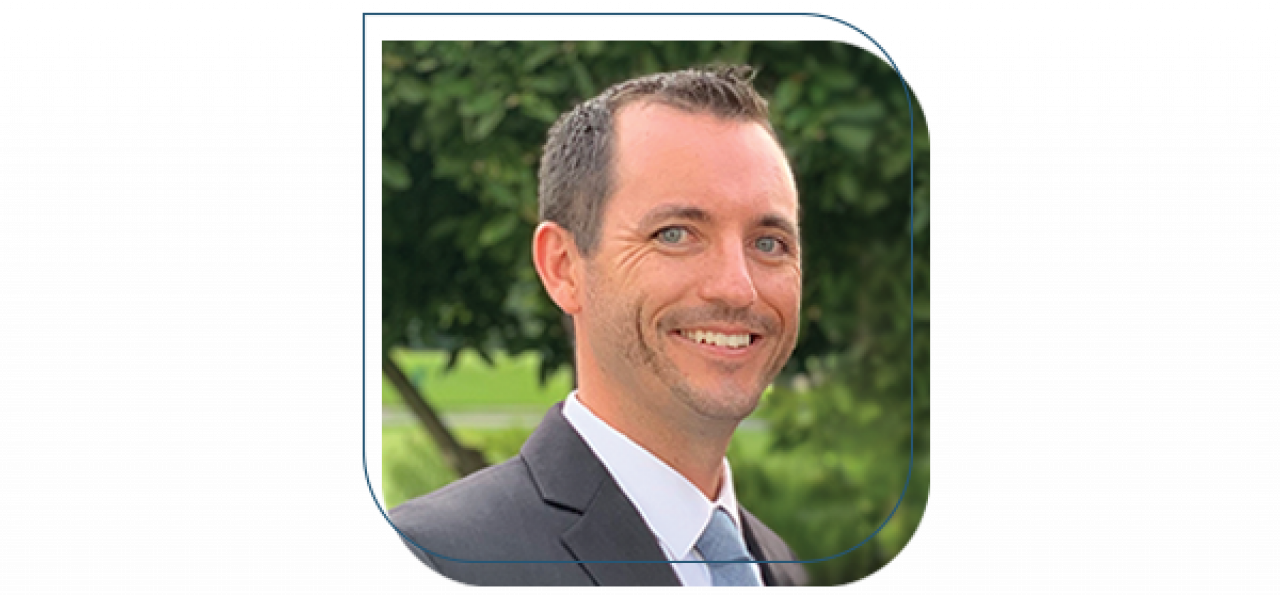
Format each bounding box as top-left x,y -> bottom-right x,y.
675,382 -> 765,422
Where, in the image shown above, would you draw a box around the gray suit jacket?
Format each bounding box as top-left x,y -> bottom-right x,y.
389,403 -> 809,586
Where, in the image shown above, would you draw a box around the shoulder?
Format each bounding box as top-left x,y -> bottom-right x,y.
388,454 -> 580,563
390,455 -> 537,548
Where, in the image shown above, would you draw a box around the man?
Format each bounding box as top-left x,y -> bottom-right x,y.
390,65 -> 808,587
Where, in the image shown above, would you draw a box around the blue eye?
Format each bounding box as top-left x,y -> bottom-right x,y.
755,237 -> 781,253
656,227 -> 688,244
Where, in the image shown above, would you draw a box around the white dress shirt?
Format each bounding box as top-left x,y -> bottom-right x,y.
562,392 -> 764,586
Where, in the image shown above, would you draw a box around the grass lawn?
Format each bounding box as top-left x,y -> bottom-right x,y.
383,348 -> 574,412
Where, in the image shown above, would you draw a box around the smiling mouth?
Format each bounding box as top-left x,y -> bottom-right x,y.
675,329 -> 760,349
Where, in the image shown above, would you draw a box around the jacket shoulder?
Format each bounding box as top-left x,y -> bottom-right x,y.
391,456 -> 527,530
388,454 -> 580,563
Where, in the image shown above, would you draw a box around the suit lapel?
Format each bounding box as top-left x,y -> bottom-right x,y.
521,404 -> 680,587
561,478 -> 681,586
742,507 -> 808,586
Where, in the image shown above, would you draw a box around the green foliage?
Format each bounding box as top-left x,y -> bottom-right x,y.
383,41 -> 574,383
742,321 -> 930,584
381,40 -> 929,586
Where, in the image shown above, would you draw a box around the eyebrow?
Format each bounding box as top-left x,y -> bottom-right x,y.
636,205 -> 712,230
637,204 -> 800,239
756,213 -> 800,241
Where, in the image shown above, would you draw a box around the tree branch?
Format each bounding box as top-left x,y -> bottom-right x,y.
382,353 -> 487,478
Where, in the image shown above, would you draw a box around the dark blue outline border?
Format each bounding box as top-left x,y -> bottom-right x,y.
363,13 -> 918,570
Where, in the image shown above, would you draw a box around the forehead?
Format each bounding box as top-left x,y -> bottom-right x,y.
606,102 -> 798,225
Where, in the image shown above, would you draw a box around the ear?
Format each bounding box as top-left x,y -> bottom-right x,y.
531,221 -> 584,315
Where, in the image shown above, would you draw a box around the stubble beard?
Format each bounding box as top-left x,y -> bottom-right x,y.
592,295 -> 788,425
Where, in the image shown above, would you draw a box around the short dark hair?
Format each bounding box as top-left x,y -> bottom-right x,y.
537,65 -> 777,255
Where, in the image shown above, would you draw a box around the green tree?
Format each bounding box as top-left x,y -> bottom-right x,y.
381,40 -> 929,585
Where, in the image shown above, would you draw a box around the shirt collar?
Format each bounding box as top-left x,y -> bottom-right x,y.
561,392 -> 744,559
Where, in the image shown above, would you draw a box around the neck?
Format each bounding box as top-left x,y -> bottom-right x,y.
575,382 -> 738,500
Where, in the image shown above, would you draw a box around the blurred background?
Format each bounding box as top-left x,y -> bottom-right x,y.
381,40 -> 929,586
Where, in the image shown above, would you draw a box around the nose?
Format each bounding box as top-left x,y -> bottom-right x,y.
697,240 -> 758,309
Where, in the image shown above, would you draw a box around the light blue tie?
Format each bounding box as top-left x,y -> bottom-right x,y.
695,508 -> 760,587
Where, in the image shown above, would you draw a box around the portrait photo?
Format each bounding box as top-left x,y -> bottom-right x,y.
378,40 -> 930,586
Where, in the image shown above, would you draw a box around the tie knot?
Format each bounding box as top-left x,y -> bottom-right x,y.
697,508 -> 751,562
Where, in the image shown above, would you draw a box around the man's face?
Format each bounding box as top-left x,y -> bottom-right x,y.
578,102 -> 802,423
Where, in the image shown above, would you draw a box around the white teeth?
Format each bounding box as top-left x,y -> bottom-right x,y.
681,329 -> 752,348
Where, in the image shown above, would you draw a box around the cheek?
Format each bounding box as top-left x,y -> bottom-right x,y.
587,271 -> 652,334
582,271 -> 623,333
631,258 -> 699,297
756,270 -> 802,314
